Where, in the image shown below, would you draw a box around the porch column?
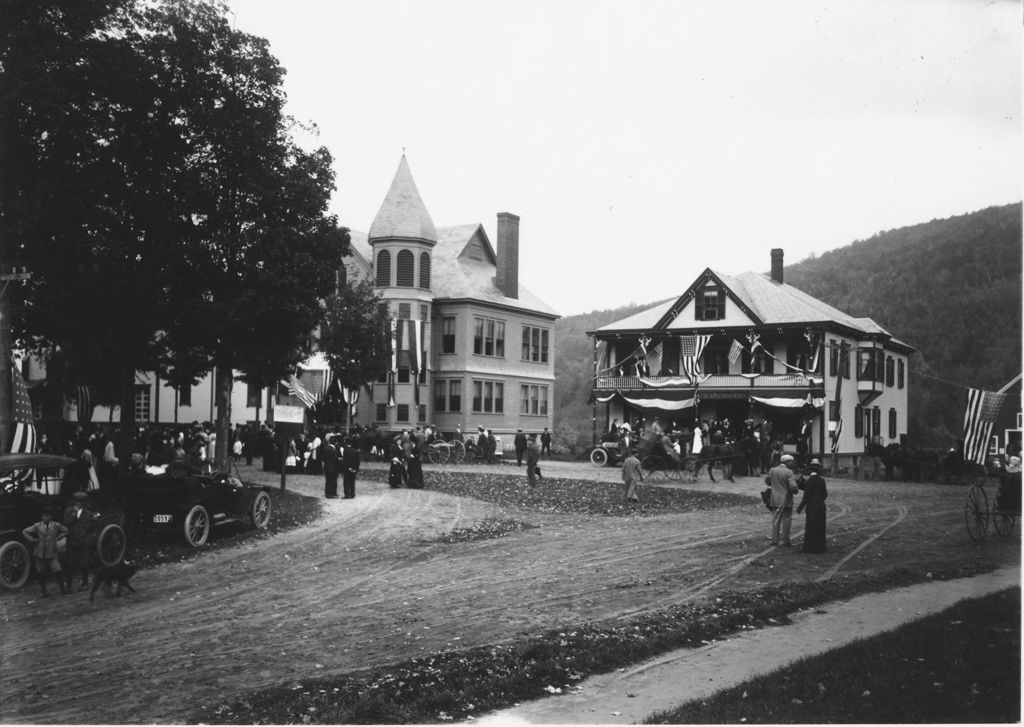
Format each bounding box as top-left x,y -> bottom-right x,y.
591,334 -> 598,447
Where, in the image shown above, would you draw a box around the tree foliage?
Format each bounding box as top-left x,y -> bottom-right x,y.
320,279 -> 391,391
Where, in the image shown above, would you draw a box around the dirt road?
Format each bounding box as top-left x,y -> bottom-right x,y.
1,463 -> 1017,723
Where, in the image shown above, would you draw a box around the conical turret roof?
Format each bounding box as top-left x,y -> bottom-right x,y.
368,155 -> 437,243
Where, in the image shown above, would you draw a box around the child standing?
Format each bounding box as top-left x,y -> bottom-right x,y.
22,506 -> 69,597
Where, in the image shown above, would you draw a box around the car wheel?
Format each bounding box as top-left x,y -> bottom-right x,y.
0,541 -> 31,589
183,505 -> 211,547
590,448 -> 608,467
96,523 -> 127,566
249,491 -> 272,530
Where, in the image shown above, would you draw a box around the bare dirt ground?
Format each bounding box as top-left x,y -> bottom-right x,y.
1,459 -> 1018,724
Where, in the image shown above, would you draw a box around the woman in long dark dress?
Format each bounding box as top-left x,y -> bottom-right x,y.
797,458 -> 828,553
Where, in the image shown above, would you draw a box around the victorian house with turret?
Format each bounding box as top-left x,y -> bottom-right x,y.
341,155 -> 558,440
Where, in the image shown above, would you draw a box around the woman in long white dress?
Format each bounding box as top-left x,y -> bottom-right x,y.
692,425 -> 703,456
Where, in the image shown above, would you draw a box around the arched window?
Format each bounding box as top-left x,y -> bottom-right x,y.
376,250 -> 391,286
419,252 -> 431,289
396,249 -> 414,287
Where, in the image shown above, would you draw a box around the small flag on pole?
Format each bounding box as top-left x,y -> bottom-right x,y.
728,339 -> 744,365
963,388 -> 1006,465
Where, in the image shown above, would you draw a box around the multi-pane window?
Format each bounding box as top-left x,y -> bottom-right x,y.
520,384 -> 549,416
398,366 -> 410,383
829,340 -> 838,377
419,252 -> 431,289
398,303 -> 411,320
872,407 -> 881,441
376,250 -> 391,286
828,401 -> 840,421
434,380 -> 447,412
397,404 -> 410,422
441,317 -> 456,354
420,304 -> 428,321
854,404 -> 864,439
695,288 -> 725,321
885,356 -> 895,387
179,384 -> 192,407
472,380 -> 504,413
897,359 -> 905,389
418,405 -> 427,423
134,385 -> 150,423
889,408 -> 897,439
375,404 -> 387,422
396,250 -> 415,287
522,326 -> 550,363
473,317 -> 505,357
449,380 -> 461,412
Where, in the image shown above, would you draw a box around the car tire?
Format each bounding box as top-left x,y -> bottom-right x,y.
183,505 -> 210,547
0,540 -> 31,589
249,491 -> 271,530
590,447 -> 609,467
96,523 -> 127,566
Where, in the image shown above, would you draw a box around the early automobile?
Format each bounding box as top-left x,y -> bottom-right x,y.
0,453 -> 127,590
111,468 -> 272,547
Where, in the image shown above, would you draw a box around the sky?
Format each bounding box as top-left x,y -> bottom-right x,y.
227,0 -> 1021,317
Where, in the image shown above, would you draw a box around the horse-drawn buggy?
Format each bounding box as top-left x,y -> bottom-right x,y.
0,453 -> 127,590
964,462 -> 1020,542
109,467 -> 272,547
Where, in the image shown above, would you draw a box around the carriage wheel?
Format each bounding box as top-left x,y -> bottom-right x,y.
590,447 -> 609,467
965,485 -> 989,542
249,491 -> 272,530
666,461 -> 684,481
426,445 -> 442,465
450,440 -> 466,464
993,511 -> 1016,538
0,541 -> 31,589
96,523 -> 127,566
183,505 -> 211,547
641,455 -> 664,482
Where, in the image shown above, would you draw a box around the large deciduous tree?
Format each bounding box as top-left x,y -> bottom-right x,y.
320,279 -> 392,392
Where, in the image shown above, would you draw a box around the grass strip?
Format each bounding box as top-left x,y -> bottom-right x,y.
647,587 -> 1021,724
194,566 -> 994,724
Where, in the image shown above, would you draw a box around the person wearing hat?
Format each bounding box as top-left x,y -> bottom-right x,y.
622,447 -> 643,503
63,491 -> 99,591
767,453 -> 800,546
24,506 -> 69,596
796,458 -> 829,553
513,429 -> 527,467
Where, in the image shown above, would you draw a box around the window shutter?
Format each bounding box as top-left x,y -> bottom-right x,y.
396,250 -> 414,287
376,250 -> 391,286
419,252 -> 431,289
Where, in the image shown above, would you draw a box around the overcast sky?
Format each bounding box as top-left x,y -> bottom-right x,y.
228,0 -> 1021,317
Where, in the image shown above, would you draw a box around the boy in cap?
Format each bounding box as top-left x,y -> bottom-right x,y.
23,507 -> 69,596
767,453 -> 800,545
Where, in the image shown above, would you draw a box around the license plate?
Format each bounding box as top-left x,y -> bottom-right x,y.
152,514 -> 173,524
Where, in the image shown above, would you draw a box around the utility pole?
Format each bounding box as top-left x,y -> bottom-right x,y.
0,267 -> 31,450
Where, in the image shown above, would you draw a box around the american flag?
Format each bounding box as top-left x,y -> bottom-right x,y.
76,384 -> 96,424
9,365 -> 36,483
963,388 -> 1006,465
283,374 -> 318,409
680,335 -> 711,380
728,339 -> 744,365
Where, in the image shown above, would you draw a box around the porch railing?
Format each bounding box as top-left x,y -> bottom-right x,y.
595,373 -> 820,390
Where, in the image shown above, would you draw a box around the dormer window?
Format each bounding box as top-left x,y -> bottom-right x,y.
695,287 -> 725,321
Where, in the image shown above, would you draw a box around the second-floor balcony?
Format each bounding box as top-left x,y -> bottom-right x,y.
595,373 -> 823,391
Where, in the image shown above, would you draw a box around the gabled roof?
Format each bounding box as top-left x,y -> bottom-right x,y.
597,267 -> 911,348
433,224 -> 557,317
368,155 -> 437,243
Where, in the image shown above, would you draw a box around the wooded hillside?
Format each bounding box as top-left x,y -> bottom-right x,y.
553,203 -> 1022,448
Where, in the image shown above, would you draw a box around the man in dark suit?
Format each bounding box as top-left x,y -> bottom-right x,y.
342,437 -> 361,499
513,429 -> 527,466
321,434 -> 340,499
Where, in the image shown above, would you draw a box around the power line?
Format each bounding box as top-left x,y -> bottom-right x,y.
909,368 -> 972,391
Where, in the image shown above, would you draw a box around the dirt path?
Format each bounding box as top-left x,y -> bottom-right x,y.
0,464 -> 1017,723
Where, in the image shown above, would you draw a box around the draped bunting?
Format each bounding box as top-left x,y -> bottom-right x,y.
622,395 -> 695,411
750,395 -> 822,409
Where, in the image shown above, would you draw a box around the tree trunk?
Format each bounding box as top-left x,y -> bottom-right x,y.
118,355 -> 136,466
214,366 -> 233,473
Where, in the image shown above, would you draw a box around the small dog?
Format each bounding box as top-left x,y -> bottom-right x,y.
89,562 -> 138,603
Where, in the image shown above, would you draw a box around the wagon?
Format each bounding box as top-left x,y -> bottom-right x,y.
0,453 -> 127,590
965,470 -> 1020,542
111,469 -> 272,547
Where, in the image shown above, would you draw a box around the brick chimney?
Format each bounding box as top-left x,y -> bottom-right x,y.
495,212 -> 520,299
770,248 -> 784,284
